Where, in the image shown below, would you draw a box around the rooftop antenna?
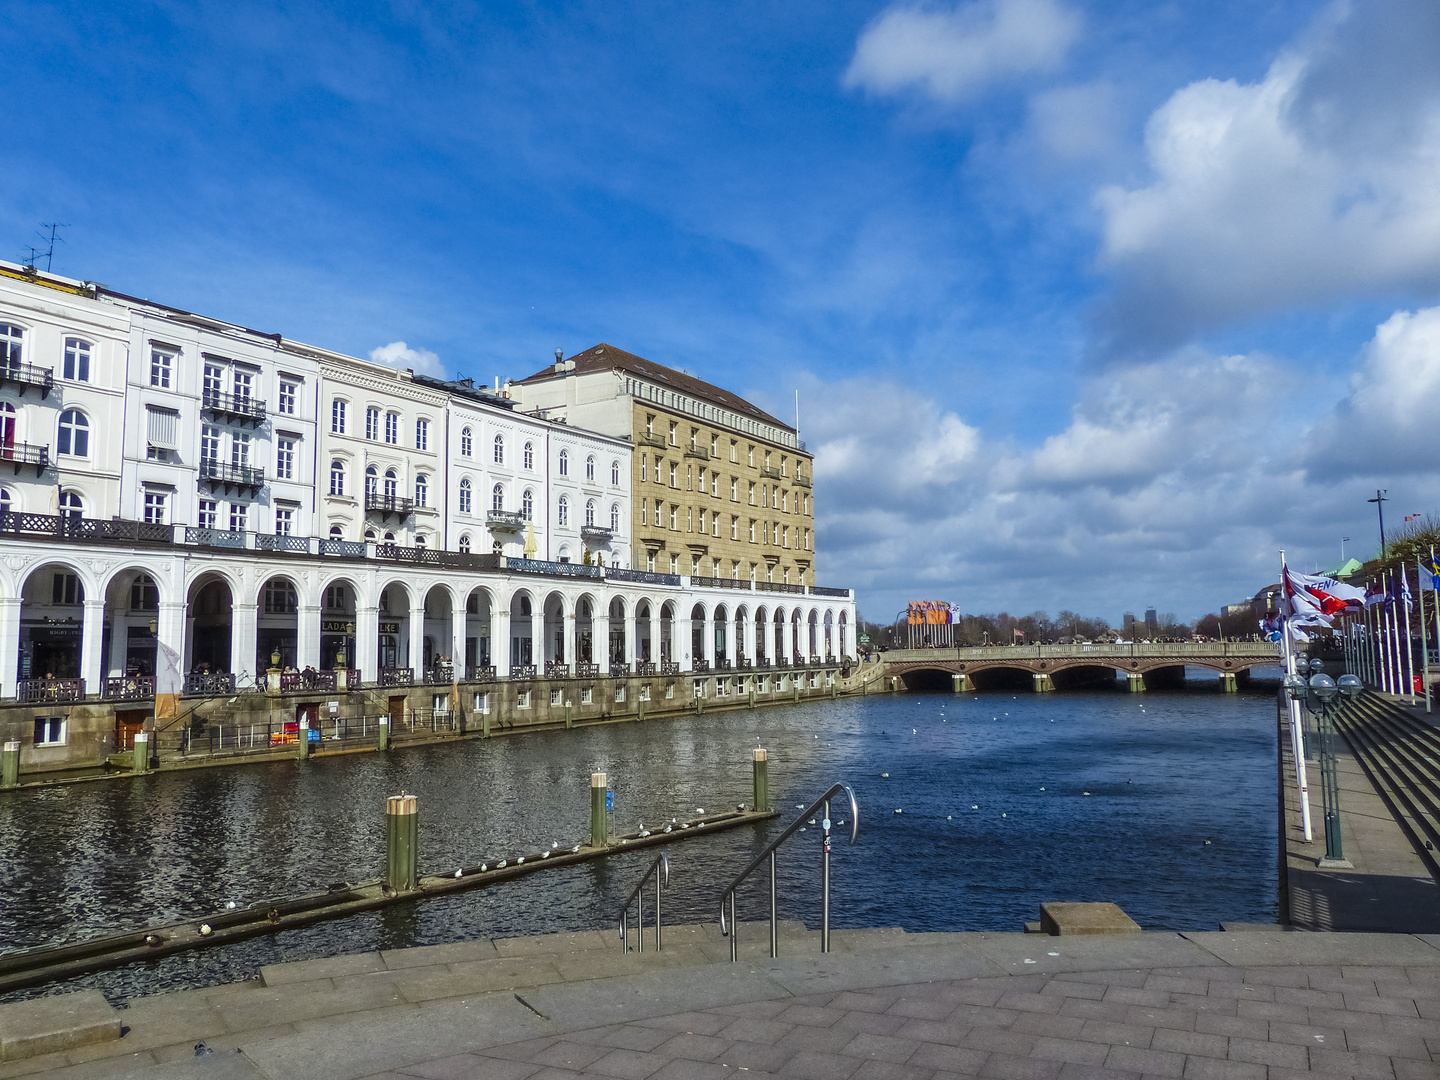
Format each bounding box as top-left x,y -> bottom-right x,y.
18,245 -> 41,271
36,223 -> 67,272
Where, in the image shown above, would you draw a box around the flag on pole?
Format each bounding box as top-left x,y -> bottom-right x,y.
1284,567 -> 1366,614
1364,582 -> 1386,607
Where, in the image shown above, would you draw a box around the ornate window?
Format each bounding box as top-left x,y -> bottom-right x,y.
557,495 -> 569,526
458,478 -> 472,514
331,398 -> 347,433
522,488 -> 534,521
494,434 -> 504,464
383,469 -> 398,500
366,407 -> 380,440
558,449 -> 569,476
523,442 -> 534,469
610,503 -> 620,531
415,418 -> 429,450
329,460 -> 345,496
611,460 -> 620,485
585,499 -> 596,527
586,455 -> 595,481
365,464 -> 378,498
460,427 -> 472,456
385,412 -> 399,444
414,474 -> 428,507
492,483 -> 504,511
1,324 -> 22,371
458,533 -> 471,553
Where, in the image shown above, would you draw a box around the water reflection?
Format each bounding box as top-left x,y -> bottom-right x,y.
0,679 -> 1278,1003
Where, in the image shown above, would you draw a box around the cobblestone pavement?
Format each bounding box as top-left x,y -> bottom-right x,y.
406,963 -> 1440,1080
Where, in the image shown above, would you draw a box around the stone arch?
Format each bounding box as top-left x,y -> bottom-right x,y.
17,559 -> 97,685
575,591 -> 600,664
101,564 -> 169,681
186,569 -> 235,677
254,571 -> 304,673
607,594 -> 628,667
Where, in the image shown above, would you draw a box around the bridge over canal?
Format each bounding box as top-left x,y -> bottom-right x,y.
872,641 -> 1282,693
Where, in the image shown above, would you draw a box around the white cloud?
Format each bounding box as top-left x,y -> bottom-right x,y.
807,309 -> 1440,622
369,340 -> 445,377
1026,80 -> 1123,164
1306,306 -> 1440,478
1094,0 -> 1440,352
844,0 -> 1081,105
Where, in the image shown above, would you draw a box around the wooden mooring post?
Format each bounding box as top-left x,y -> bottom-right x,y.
1,740 -> 18,789
385,794 -> 418,891
752,747 -> 768,812
591,772 -> 609,847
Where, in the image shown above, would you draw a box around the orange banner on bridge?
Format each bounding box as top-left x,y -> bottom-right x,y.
907,601 -> 952,626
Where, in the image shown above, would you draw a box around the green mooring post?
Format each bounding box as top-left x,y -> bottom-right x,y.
385,793 -> 418,891
1,740 -> 19,789
481,709 -> 490,738
377,716 -> 390,751
131,733 -> 149,775
591,772 -> 608,847
296,720 -> 311,761
748,687 -> 756,709
1219,672 -> 1238,693
752,747 -> 768,812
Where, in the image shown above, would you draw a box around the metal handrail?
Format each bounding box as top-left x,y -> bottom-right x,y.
719,781 -> 858,961
619,851 -> 671,954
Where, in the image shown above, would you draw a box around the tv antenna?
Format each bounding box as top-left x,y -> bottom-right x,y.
34,223 -> 68,272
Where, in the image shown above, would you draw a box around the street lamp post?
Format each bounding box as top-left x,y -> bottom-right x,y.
1284,662 -> 1362,867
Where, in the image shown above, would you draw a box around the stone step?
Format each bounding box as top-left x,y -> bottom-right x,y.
0,989 -> 120,1063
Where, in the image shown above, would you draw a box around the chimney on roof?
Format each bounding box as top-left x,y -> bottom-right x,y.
554,348 -> 564,373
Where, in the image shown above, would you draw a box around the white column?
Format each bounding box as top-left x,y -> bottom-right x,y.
107,612 -> 129,678
356,604 -> 378,681
680,617 -> 693,671
563,611 -> 576,669
451,605 -> 467,675
495,609 -> 512,676
0,597 -> 20,694
232,602 -> 258,683
778,615 -> 791,665
297,604 -> 321,669
81,599 -> 105,693
530,609 -> 543,669
650,609 -> 662,667
157,600 -> 185,674
703,613 -> 715,668
623,608 -> 637,668
409,600 -> 426,675
596,613 -> 610,668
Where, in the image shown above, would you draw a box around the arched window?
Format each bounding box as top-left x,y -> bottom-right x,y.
59,490 -> 82,518
585,455 -> 595,481
0,324 -> 22,371
585,499 -> 596,527
522,488 -> 534,521
558,449 -> 569,476
415,533 -> 427,548
460,426 -> 472,457
57,409 -> 89,456
63,338 -> 90,382
329,460 -> 345,496
492,483 -> 504,511
329,524 -> 344,539
493,434 -> 504,464
458,478 -> 472,514
610,503 -> 620,531
365,464 -> 378,498
0,487 -> 10,514
523,442 -> 534,469
414,473 -> 428,507
557,495 -> 569,526
383,531 -> 395,542
558,545 -> 571,564
611,460 -> 620,485
364,528 -> 377,540
383,469 -> 397,500
458,533 -> 471,553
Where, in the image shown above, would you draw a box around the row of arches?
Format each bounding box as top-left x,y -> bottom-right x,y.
0,555 -> 853,693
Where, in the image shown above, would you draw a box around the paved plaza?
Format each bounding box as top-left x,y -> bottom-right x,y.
3,926 -> 1440,1079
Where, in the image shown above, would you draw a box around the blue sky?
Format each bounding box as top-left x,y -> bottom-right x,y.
5,0 -> 1440,625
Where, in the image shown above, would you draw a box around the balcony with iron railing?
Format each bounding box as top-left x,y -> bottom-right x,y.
545,661 -> 570,679
378,667 -> 414,687
507,557 -> 603,579
608,663 -> 630,677
690,575 -> 749,590
607,567 -> 682,586
366,492 -> 415,519
510,663 -> 537,680
466,664 -> 497,682
692,659 -> 710,673
183,671 -> 236,696
0,361 -> 55,399
16,677 -> 84,703
424,663 -> 455,685
575,661 -> 600,678
755,581 -> 805,594
684,444 -> 710,460
809,585 -> 849,597
1,442 -> 49,477
102,676 -> 155,701
199,457 -> 265,494
486,509 -> 526,531
794,474 -> 812,488
660,661 -> 681,675
760,466 -> 782,480
201,389 -> 266,426
637,432 -> 666,449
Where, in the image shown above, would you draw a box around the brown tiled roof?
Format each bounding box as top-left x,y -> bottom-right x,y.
517,343 -> 793,432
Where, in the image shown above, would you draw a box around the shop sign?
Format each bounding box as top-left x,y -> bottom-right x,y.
321,620 -> 355,634
378,622 -> 400,634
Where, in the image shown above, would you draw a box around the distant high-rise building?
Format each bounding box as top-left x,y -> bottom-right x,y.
1145,608 -> 1158,635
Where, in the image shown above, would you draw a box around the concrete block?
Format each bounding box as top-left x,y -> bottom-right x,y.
0,989 -> 121,1062
1039,902 -> 1142,936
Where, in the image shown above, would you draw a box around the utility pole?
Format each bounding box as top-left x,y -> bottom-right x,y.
1368,490 -> 1388,555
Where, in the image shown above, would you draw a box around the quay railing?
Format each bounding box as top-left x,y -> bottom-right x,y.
378,667 -> 414,687
466,664 -> 497,682
719,781 -> 858,960
619,851 -> 671,954
184,672 -> 236,695
545,661 -> 570,679
423,663 -> 454,685
511,663 -> 537,680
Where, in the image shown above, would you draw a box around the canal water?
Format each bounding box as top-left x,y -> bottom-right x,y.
0,673 -> 1280,1003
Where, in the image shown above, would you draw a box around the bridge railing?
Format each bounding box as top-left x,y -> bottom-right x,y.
884,641 -> 1281,664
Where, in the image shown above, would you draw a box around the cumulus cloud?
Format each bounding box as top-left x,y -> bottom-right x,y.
806,308 -> 1440,621
369,340 -> 446,377
844,0 -> 1081,105
1305,306 -> 1440,479
1094,0 -> 1440,354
